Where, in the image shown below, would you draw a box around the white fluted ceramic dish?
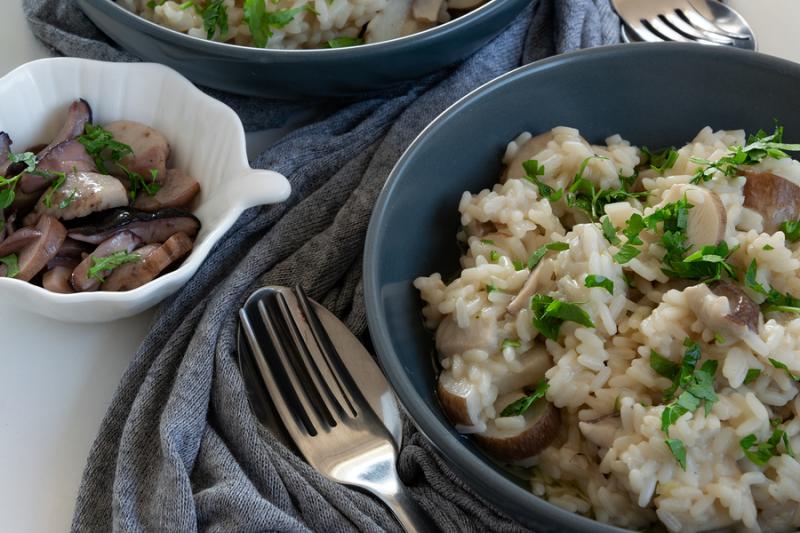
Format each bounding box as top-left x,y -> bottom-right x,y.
0,58 -> 291,322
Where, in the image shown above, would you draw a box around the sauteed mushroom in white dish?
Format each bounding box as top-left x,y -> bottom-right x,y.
0,98 -> 201,293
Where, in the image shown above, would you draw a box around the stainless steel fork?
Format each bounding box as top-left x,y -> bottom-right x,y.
612,0 -> 756,49
239,286 -> 435,533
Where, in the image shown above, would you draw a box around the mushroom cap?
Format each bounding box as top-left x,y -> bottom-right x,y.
133,168 -> 200,212
101,232 -> 193,292
661,184 -> 726,251
474,392 -> 560,462
742,170 -> 800,233
15,215 -> 67,282
711,281 -> 760,332
437,374 -> 483,428
435,314 -> 499,360
31,171 -> 128,222
502,131 -> 555,183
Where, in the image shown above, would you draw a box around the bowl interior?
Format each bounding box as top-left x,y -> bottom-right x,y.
365,43 -> 800,531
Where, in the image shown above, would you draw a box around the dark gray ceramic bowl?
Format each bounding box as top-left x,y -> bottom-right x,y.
364,42 -> 800,532
77,0 -> 533,99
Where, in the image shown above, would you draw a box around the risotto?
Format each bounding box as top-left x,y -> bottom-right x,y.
118,0 -> 488,49
414,125 -> 800,531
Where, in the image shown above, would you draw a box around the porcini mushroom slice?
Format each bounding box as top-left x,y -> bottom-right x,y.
15,215 -> 67,282
102,121 -> 169,183
494,348 -> 552,395
437,373 -> 483,429
365,0 -> 413,42
43,265 -> 77,294
507,261 -> 553,315
30,171 -> 128,222
42,99 -> 92,153
133,169 -> 200,212
102,232 -> 193,291
474,392 -> 560,462
19,140 -> 97,194
435,314 -> 499,359
710,281 -> 760,333
67,208 -> 200,245
742,170 -> 800,233
413,0 -> 444,21
661,184 -> 726,251
71,230 -> 142,292
0,227 -> 42,257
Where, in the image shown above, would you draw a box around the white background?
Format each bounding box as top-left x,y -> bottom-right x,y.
1,1 -> 799,531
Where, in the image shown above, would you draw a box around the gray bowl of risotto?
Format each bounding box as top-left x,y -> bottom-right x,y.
364,43 -> 800,532
76,0 -> 533,99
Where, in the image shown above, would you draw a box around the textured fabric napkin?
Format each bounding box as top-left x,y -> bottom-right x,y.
23,1 -> 620,531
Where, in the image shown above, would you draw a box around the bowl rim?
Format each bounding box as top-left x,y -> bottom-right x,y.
0,56 -> 283,305
364,42 -> 799,531
81,0 -> 526,56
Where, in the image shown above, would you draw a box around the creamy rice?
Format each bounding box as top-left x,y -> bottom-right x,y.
119,0 -> 486,49
415,126 -> 800,531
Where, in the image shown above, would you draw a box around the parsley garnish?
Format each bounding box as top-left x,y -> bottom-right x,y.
327,37 -> 364,48
522,160 -> 562,201
87,251 -> 141,283
0,151 -> 38,209
665,438 -> 687,470
780,220 -> 800,242
650,350 -> 679,380
601,216 -> 620,245
584,274 -> 613,294
565,156 -> 647,221
530,294 -> 594,341
768,358 -> 800,382
489,250 -> 500,262
243,1 -> 305,48
500,379 -> 549,417
745,259 -> 800,314
642,146 -> 679,173
526,241 -> 568,270
691,123 -> 800,183
743,368 -> 761,385
501,339 -> 521,349
0,253 -> 20,278
512,260 -> 525,271
480,239 -> 495,245
59,190 -> 78,209
41,172 -> 67,209
740,427 -> 795,466
202,0 -> 228,40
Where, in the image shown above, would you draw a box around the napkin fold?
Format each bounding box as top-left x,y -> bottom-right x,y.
22,1 -> 620,531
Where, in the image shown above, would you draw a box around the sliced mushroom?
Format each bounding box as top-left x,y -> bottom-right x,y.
43,264 -> 77,294
101,232 -> 193,291
507,261 -> 554,315
19,140 -> 97,194
366,0 -> 413,42
67,208 -> 200,245
502,131 -> 555,183
474,391 -> 560,462
742,170 -> 800,233
494,348 -> 552,395
710,281 -> 759,333
413,0 -> 444,21
661,184 -> 726,251
102,121 -> 169,183
46,238 -> 90,270
437,373 -> 484,429
15,215 -> 67,282
42,99 -> 92,153
133,168 -> 200,212
435,314 -> 499,359
71,230 -> 142,292
0,132 -> 12,176
0,227 -> 42,257
29,171 -> 128,222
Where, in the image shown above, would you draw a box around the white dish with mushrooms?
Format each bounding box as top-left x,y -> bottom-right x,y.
414,125 -> 800,532
0,58 -> 290,322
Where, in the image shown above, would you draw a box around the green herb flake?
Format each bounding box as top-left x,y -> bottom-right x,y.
658,338 -> 718,434
781,220 -> 800,242
500,379 -> 549,417
202,0 -> 229,40
327,36 -> 364,48
480,239 -> 495,245
564,156 -> 647,222
243,1 -> 305,48
744,368 -> 762,385
486,283 -> 503,294
526,241 -> 569,270
746,259 -> 800,314
41,172 -> 67,209
489,250 -> 500,262
601,216 -> 620,245
0,254 -> 20,278
769,358 -> 800,382
585,274 -> 614,294
665,438 -> 687,470
740,427 -> 794,466
522,159 -> 563,202
642,146 -> 679,173
650,350 -> 679,380
763,244 -> 775,251
512,260 -> 525,271
502,339 -> 521,349
713,332 -> 725,344
87,251 -> 141,283
530,294 -> 594,341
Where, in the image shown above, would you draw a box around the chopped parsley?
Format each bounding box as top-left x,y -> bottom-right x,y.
87,251 -> 141,283
489,250 -> 500,262
41,172 -> 67,209
243,1 -> 305,48
501,339 -> 521,349
512,260 -> 525,271
522,159 -> 562,201
530,294 -> 595,341
601,216 -> 620,245
480,239 -> 495,245
202,0 -> 229,40
500,379 -> 549,417
565,156 -> 648,221
642,146 -> 679,173
658,339 -> 718,435
665,438 -> 687,470
745,259 -> 800,314
0,151 -> 38,209
486,283 -> 503,294
0,254 -> 19,278
59,190 -> 78,209
763,244 -> 775,251
740,427 -> 795,466
327,37 -> 364,48
743,368 -> 762,385
584,274 -> 614,294
780,220 -> 800,242
691,123 -> 800,183
650,350 -> 679,380
768,358 -> 800,382
527,241 -> 569,270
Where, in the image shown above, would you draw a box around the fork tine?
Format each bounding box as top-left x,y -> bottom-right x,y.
273,291 -> 348,423
294,285 -> 361,417
663,11 -> 734,45
239,305 -> 318,442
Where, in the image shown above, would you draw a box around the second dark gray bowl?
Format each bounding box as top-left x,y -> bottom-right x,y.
364,43 -> 800,532
77,0 -> 533,99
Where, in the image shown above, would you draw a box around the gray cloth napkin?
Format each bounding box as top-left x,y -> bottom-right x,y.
22,1 -> 620,531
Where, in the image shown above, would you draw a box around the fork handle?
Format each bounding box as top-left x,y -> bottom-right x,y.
373,483 -> 437,533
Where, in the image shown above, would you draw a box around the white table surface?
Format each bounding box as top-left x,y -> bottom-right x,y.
1,1 -> 798,532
